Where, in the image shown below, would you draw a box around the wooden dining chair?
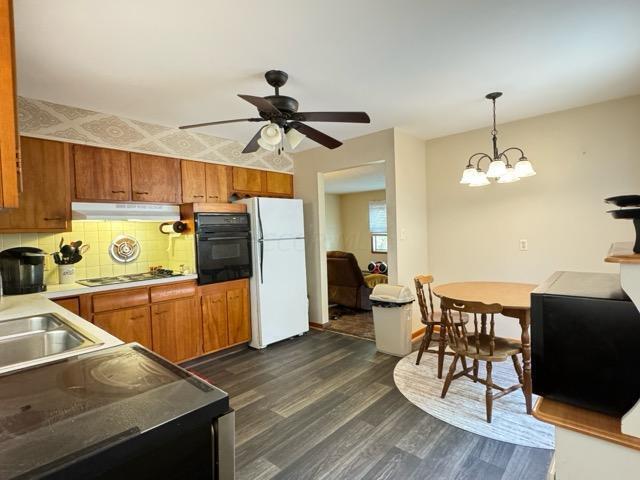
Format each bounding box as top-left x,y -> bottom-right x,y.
414,275 -> 468,378
439,296 -> 525,423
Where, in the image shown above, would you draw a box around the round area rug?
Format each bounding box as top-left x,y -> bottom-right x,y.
394,350 -> 554,449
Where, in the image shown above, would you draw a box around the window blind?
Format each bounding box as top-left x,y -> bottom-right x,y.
368,201 -> 387,234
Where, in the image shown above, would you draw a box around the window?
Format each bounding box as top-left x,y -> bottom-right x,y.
369,201 -> 387,253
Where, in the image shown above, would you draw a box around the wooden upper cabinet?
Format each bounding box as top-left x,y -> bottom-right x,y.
73,145 -> 131,201
94,306 -> 153,349
131,153 -> 181,203
0,137 -> 71,232
205,163 -> 230,203
265,172 -> 293,197
181,160 -> 206,203
227,280 -> 251,345
0,0 -> 19,208
151,297 -> 202,362
232,167 -> 263,194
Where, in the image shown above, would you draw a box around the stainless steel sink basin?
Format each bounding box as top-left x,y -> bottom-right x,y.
0,314 -> 62,337
0,313 -> 102,370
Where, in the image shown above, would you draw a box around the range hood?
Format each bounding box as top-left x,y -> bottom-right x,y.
72,202 -> 181,222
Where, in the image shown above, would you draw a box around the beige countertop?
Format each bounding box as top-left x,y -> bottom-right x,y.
41,273 -> 199,299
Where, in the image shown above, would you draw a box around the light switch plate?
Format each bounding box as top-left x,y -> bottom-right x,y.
519,239 -> 528,251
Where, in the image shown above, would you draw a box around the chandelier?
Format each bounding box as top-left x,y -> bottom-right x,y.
460,92 -> 536,187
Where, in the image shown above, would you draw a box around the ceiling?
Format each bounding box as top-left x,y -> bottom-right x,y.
13,1 -> 640,151
324,163 -> 386,195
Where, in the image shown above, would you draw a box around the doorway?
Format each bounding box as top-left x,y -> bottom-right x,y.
322,162 -> 388,340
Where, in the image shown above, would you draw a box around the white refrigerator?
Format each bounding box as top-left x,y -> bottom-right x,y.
238,197 -> 309,348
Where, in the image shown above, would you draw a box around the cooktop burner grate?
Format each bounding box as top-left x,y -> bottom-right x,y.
77,271 -> 182,287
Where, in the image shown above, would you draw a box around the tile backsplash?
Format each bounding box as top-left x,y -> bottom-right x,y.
0,221 -> 195,285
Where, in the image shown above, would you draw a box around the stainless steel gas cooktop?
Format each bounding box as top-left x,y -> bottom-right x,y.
77,270 -> 182,287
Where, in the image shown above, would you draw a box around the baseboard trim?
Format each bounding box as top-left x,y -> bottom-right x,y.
412,326 -> 426,340
309,322 -> 324,330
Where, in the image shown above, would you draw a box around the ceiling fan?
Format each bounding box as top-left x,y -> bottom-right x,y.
179,70 -> 371,153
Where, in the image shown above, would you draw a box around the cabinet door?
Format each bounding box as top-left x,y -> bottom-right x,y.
94,306 -> 152,349
181,160 -> 206,203
0,137 -> 71,231
73,145 -> 131,201
201,291 -> 229,352
227,280 -> 251,345
53,297 -> 80,316
205,164 -> 230,203
0,0 -> 18,208
232,167 -> 263,194
151,297 -> 202,362
265,172 -> 293,197
131,153 -> 182,203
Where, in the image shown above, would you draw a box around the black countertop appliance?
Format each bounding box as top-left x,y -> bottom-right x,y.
0,247 -> 47,294
531,271 -> 640,416
0,343 -> 234,479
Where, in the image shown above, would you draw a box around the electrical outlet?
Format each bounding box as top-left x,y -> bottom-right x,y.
519,239 -> 528,251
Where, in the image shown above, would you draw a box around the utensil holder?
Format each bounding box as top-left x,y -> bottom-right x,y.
58,264 -> 75,284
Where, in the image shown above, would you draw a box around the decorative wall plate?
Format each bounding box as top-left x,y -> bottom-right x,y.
109,234 -> 141,263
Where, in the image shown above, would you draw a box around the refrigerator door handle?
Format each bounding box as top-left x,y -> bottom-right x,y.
257,198 -> 265,284
259,239 -> 264,284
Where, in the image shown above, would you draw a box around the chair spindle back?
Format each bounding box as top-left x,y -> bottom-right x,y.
440,296 -> 502,356
414,275 -> 435,325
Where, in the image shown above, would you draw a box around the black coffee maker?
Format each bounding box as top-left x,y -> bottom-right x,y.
0,247 -> 47,294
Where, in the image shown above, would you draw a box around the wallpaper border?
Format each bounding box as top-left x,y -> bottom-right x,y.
17,97 -> 293,173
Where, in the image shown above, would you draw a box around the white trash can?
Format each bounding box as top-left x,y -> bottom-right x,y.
370,284 -> 415,357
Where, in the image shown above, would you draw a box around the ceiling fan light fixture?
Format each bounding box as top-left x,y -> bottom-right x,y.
260,123 -> 282,146
257,138 -> 276,151
285,127 -> 306,149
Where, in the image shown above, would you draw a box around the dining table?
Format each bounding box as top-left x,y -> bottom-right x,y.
432,281 -> 537,414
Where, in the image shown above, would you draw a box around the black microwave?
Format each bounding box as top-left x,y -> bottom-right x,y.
194,213 -> 252,285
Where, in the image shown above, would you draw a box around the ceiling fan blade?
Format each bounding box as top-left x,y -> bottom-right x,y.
179,118 -> 263,129
289,121 -> 342,149
238,94 -> 281,115
242,128 -> 263,154
291,112 -> 370,123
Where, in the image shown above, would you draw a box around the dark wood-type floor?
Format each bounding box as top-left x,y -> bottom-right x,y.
188,330 -> 553,480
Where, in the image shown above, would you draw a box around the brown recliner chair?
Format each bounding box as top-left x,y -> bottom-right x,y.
326,251 -> 388,310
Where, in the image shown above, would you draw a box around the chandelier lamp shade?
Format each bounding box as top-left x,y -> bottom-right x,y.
460,92 -> 536,187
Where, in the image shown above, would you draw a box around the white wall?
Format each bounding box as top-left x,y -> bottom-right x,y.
392,129 -> 430,330
324,193 -> 343,251
425,95 -> 640,337
293,129 -> 396,325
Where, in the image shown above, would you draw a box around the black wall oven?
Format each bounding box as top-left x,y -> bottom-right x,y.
195,213 -> 252,285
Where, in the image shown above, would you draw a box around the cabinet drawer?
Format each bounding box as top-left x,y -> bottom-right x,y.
150,281 -> 196,303
93,288 -> 149,313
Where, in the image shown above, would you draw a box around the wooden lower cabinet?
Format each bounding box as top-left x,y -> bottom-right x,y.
151,297 -> 202,362
201,289 -> 229,352
200,278 -> 251,353
227,282 -> 251,345
52,279 -> 249,362
52,297 -> 80,316
94,306 -> 152,349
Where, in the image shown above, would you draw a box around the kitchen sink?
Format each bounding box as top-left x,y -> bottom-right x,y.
0,314 -> 62,338
0,313 -> 102,370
